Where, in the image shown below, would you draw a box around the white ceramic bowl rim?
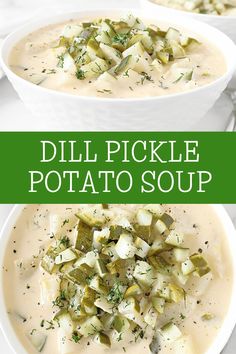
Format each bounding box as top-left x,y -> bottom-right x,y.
145,0 -> 236,19
0,204 -> 236,354
1,8 -> 236,103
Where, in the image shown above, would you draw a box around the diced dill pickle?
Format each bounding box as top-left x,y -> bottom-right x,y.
41,254 -> 57,274
94,228 -> 110,248
57,36 -> 70,48
80,263 -> 95,276
60,278 -> 77,299
55,248 -> 77,265
133,261 -> 155,288
135,237 -> 151,258
94,332 -> 111,347
136,208 -> 153,226
109,225 -> 127,240
187,38 -> 201,49
89,275 -> 109,295
161,322 -> 182,343
152,297 -> 165,314
190,254 -> 211,277
107,258 -> 129,274
166,27 -> 181,43
158,29 -> 167,38
41,245 -> 62,274
148,256 -> 171,275
54,308 -> 68,321
180,35 -> 191,47
67,268 -> 87,284
115,233 -> 136,259
38,202 -> 214,344
75,221 -> 93,252
161,213 -> 175,228
100,313 -> 114,330
170,41 -> 186,59
71,304 -> 87,321
96,259 -> 108,277
95,296 -> 114,313
190,254 -> 208,268
127,34 -> 144,48
148,237 -> 171,256
82,22 -> 92,28
114,55 -> 132,75
154,219 -> 167,235
118,297 -> 140,316
133,224 -> 151,244
124,284 -> 141,298
184,70 -> 193,81
113,315 -> 130,333
157,51 -> 169,64
59,260 -> 75,274
79,316 -> 103,337
67,264 -> 94,285
181,259 -> 195,275
144,204 -> 163,218
196,267 -> 211,277
165,231 -> 184,247
168,283 -> 185,303
104,19 -> 117,36
82,285 -> 96,303
112,21 -> 130,34
100,43 -> 122,64
97,33 -> 111,48
147,26 -> 159,38
76,209 -> 105,228
87,38 -> 104,59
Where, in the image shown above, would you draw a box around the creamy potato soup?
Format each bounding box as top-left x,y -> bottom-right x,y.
9,14 -> 226,98
152,0 -> 236,16
2,204 -> 233,354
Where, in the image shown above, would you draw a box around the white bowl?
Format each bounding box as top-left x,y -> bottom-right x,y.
1,9 -> 236,131
140,0 -> 236,42
0,205 -> 236,354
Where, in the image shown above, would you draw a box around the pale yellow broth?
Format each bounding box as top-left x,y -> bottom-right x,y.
9,17 -> 226,98
153,0 -> 236,15
2,204 -> 233,354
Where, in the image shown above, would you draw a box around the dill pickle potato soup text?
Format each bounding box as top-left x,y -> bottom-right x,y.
28,140 -> 212,194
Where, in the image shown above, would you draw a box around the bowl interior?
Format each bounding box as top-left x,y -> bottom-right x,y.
1,8 -> 236,103
143,0 -> 236,20
0,205 -> 236,354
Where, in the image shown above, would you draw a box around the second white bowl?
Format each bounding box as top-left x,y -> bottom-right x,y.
140,0 -> 236,42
